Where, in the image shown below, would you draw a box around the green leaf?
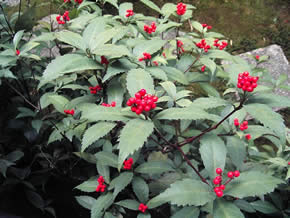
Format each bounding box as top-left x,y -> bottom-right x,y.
39,54 -> 102,87
133,39 -> 166,57
74,152 -> 97,164
20,41 -> 40,54
200,135 -> 227,179
75,196 -> 96,210
48,95 -> 69,113
248,93 -> 290,108
109,172 -> 133,197
244,104 -> 285,142
160,66 -> 189,85
200,56 -> 217,76
132,177 -> 149,203
118,119 -> 154,169
250,200 -> 279,214
92,44 -> 130,59
103,58 -> 135,82
55,31 -> 85,50
82,122 -> 116,151
13,30 -> 24,50
161,3 -> 176,18
207,50 -> 233,60
135,161 -> 173,174
80,104 -> 129,122
190,97 -> 228,110
95,151 -> 118,168
147,179 -> 215,208
191,21 -> 203,33
160,81 -> 176,100
83,17 -> 106,51
146,67 -> 168,81
224,171 -> 284,198
137,214 -> 151,218
126,69 -> 155,97
140,0 -> 161,13
115,199 -> 139,210
213,198 -> 244,218
0,69 -> 16,79
75,180 -> 98,192
91,193 -> 114,218
199,83 -> 220,97
172,206 -> 200,218
155,107 -> 219,122
97,161 -> 110,183
107,78 -> 125,107
234,199 -> 256,213
226,137 -> 246,169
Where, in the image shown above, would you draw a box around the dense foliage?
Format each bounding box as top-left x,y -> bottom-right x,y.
1,0 -> 290,217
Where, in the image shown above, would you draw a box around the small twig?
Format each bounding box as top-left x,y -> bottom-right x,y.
178,96 -> 246,147
184,53 -> 201,73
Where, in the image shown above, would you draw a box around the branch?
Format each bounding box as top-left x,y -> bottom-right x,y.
178,96 -> 246,147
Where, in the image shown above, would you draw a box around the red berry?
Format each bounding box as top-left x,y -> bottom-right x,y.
234,170 -> 240,177
127,101 -> 132,106
213,178 -> 220,185
16,49 -> 20,56
214,187 -> 221,192
216,191 -> 223,197
255,55 -> 260,60
215,176 -> 222,181
219,185 -> 225,190
147,99 -> 153,105
151,103 -> 156,109
139,89 -> 146,96
144,105 -> 151,112
135,109 -> 142,115
152,96 -> 158,102
131,107 -> 137,112
288,162 -> 290,165
227,171 -> 234,178
245,134 -> 251,140
111,101 -> 116,107
216,168 -> 222,174
135,93 -> 141,99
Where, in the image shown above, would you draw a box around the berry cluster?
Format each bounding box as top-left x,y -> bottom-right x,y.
64,109 -> 74,115
138,53 -> 151,62
234,118 -> 248,131
213,168 -> 240,198
177,40 -> 185,54
176,3 -> 186,15
144,22 -> 156,34
196,39 -> 211,52
202,23 -> 212,29
56,11 -> 70,24
153,61 -> 158,66
213,39 -> 228,50
16,49 -> 20,56
75,0 -> 83,4
255,55 -> 260,60
126,9 -> 134,17
101,101 -> 116,107
123,158 -> 133,170
245,134 -> 251,140
126,89 -> 158,115
101,56 -> 109,65
201,65 -> 206,72
89,85 -> 102,94
138,203 -> 148,213
96,176 -> 106,193
237,71 -> 259,92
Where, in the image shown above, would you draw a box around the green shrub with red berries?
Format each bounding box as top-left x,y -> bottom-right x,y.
2,0 -> 290,217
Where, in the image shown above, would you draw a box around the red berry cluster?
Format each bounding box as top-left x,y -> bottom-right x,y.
64,109 -> 74,115
139,53 -> 151,62
196,39 -> 211,52
144,22 -> 156,34
153,61 -> 158,66
255,55 -> 260,60
213,168 -> 240,198
126,9 -> 134,17
101,56 -> 109,65
101,101 -> 116,107
162,52 -> 166,58
237,71 -> 259,92
176,3 -> 186,15
89,85 -> 101,94
123,158 -> 133,170
74,0 -> 83,4
138,203 -> 148,213
177,40 -> 185,54
16,49 -> 20,56
288,162 -> 290,165
234,118 -> 248,131
96,176 -> 106,192
201,65 -> 206,72
126,89 -> 158,115
56,11 -> 70,24
202,23 -> 212,29
213,39 -> 228,50
245,134 -> 251,140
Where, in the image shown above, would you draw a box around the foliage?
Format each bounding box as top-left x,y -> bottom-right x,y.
0,0 -> 289,217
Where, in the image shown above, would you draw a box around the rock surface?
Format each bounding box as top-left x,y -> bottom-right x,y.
2,0 -> 20,7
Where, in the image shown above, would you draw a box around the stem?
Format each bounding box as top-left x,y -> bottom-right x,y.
223,178 -> 233,186
178,95 -> 246,147
0,5 -> 14,37
184,53 -> 201,73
